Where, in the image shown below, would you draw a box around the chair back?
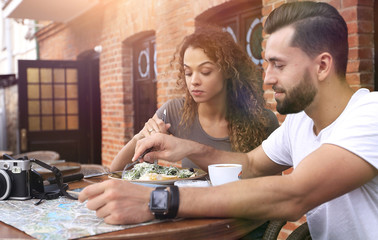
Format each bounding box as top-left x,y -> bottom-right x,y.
286,222 -> 311,240
80,164 -> 109,176
262,220 -> 287,240
13,151 -> 60,161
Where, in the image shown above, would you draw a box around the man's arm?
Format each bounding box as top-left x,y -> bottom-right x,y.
178,144 -> 377,221
132,133 -> 377,221
133,133 -> 289,177
81,142 -> 376,225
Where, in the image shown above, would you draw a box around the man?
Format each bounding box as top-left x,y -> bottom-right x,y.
79,2 -> 378,239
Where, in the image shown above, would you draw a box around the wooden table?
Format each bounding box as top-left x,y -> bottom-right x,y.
0,175 -> 264,239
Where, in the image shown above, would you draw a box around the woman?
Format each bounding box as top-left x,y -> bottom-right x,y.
110,25 -> 278,171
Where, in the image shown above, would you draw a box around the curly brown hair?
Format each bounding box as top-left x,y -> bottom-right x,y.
172,25 -> 269,152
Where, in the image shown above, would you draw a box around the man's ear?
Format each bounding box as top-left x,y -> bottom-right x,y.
316,52 -> 332,81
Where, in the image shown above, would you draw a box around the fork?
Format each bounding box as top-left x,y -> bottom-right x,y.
121,109 -> 167,179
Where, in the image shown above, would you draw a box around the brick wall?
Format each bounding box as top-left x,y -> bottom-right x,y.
35,0 -> 375,238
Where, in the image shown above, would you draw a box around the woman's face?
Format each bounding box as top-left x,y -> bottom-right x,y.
183,46 -> 226,104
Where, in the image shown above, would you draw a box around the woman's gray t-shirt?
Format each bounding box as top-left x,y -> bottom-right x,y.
156,98 -> 278,168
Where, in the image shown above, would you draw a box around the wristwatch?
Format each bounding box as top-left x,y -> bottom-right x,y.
149,186 -> 179,219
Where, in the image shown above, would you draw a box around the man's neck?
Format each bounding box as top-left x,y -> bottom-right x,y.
306,80 -> 355,135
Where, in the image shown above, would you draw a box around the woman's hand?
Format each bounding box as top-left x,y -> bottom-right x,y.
139,115 -> 171,139
110,114 -> 170,172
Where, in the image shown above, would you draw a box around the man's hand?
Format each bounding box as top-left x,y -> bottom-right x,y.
78,180 -> 154,224
132,133 -> 192,163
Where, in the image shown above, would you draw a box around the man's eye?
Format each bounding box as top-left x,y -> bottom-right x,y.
274,63 -> 284,69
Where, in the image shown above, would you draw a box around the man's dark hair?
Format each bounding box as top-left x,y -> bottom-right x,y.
264,1 -> 348,78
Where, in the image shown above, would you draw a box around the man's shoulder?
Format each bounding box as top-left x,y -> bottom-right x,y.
283,111 -> 311,125
359,90 -> 378,102
347,89 -> 378,112
352,88 -> 378,102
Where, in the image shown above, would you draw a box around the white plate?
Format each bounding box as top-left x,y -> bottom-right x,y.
108,168 -> 207,185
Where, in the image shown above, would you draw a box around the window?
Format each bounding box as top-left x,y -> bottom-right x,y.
26,67 -> 79,131
200,1 -> 263,66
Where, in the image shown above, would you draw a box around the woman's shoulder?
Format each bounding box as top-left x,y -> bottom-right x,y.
264,108 -> 278,123
165,97 -> 185,107
263,108 -> 280,135
158,98 -> 184,112
157,97 -> 185,124
160,98 -> 185,113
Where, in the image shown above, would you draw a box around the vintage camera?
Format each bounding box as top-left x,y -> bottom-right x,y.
0,158 -> 43,200
0,155 -> 78,202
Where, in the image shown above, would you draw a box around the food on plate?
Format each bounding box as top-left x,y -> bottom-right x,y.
122,162 -> 196,181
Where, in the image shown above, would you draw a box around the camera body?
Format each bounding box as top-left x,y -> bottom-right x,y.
0,159 -> 32,200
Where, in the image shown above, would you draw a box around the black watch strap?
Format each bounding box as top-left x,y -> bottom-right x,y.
168,185 -> 179,218
154,186 -> 179,219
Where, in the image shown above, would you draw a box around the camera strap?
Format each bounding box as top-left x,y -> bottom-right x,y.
32,183 -> 69,205
30,158 -> 78,201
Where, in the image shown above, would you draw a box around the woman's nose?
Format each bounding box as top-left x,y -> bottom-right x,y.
191,72 -> 201,85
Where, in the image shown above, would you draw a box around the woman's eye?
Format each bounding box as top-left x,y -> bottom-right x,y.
185,72 -> 192,77
202,71 -> 211,76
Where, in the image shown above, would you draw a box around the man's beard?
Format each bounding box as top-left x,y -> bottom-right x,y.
275,70 -> 317,115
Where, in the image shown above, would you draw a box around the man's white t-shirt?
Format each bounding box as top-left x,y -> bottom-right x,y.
262,88 -> 378,240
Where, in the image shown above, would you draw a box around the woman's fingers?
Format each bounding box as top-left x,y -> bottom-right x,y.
144,118 -> 164,135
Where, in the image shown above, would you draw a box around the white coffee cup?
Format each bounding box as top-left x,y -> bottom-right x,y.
208,164 -> 242,186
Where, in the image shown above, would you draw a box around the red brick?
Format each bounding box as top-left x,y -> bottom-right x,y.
348,47 -> 372,60
359,48 -> 373,59
348,35 -> 358,48
340,7 -> 357,22
262,5 -> 273,16
347,60 -> 373,72
358,34 -> 374,47
358,21 -> 374,33
347,60 -> 360,72
347,22 -> 358,34
360,72 -> 374,84
357,6 -> 374,21
343,0 -> 374,7
329,0 -> 342,10
346,73 -> 361,85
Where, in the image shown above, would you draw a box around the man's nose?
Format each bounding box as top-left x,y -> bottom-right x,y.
263,66 -> 277,86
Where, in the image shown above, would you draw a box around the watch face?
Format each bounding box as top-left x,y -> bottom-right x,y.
150,190 -> 169,210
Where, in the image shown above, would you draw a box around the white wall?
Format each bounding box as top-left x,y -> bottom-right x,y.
0,88 -> 6,149
0,10 -> 37,151
0,12 -> 37,76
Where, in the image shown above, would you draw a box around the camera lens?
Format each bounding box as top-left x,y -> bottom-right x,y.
0,169 -> 11,200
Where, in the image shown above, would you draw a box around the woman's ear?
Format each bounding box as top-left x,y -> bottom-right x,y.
316,52 -> 333,82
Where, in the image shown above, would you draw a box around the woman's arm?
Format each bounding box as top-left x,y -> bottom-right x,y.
110,114 -> 169,171
110,134 -> 141,171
